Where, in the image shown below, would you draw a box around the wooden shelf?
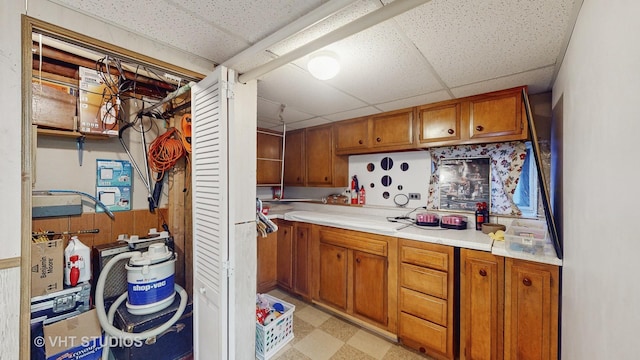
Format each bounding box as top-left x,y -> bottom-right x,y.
36,127 -> 112,140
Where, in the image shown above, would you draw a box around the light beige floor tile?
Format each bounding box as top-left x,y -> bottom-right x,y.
294,305 -> 332,327
330,344 -> 378,360
282,294 -> 310,311
267,342 -> 293,359
271,346 -> 312,360
346,329 -> 393,360
291,316 -> 315,345
293,329 -> 344,360
319,317 -> 359,342
382,344 -> 433,359
266,288 -> 290,300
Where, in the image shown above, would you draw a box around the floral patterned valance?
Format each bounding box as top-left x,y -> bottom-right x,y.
427,142 -> 527,215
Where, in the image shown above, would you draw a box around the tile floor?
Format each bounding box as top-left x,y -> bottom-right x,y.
264,289 -> 435,360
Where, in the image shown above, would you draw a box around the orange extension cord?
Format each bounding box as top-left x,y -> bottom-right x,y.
148,127 -> 187,180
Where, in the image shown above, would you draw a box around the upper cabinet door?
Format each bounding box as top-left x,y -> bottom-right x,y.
468,90 -> 524,141
256,131 -> 282,185
306,124 -> 334,186
283,129 -> 305,186
417,103 -> 462,145
371,108 -> 414,149
335,117 -> 369,152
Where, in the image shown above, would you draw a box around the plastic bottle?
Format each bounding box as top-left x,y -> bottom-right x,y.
351,176 -> 358,204
64,236 -> 91,286
358,185 -> 366,205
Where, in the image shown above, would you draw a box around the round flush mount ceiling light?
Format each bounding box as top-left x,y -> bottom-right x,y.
307,51 -> 340,80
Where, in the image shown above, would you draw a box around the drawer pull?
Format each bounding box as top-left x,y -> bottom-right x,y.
479,269 -> 487,277
324,176 -> 329,181
522,277 -> 532,286
358,139 -> 363,144
376,137 -> 382,142
476,125 -> 484,132
447,128 -> 454,134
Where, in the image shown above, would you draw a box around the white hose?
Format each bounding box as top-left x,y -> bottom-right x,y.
95,252 -> 188,360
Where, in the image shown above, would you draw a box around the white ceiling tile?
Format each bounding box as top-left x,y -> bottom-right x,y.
290,22 -> 444,105
168,0 -> 323,44
376,90 -> 453,112
392,0 -> 576,87
323,106 -> 381,122
257,64 -> 368,117
283,117 -> 332,130
450,66 -> 556,98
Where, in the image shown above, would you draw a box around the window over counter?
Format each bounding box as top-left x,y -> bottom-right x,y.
513,142 -> 539,218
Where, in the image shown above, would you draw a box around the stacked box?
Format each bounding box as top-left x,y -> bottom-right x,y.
505,219 -> 555,256
78,67 -> 120,136
96,159 -> 132,213
32,80 -> 77,131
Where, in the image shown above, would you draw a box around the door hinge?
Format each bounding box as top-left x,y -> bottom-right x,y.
223,261 -> 234,277
223,80 -> 235,99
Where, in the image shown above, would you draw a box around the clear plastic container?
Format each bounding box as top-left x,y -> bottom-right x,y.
504,219 -> 554,256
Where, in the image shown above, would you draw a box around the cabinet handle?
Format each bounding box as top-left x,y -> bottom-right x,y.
296,177 -> 300,181
358,139 -> 363,144
419,347 -> 426,353
522,277 -> 532,286
376,137 -> 381,142
336,253 -> 341,259
479,269 -> 487,277
447,128 -> 454,134
324,176 -> 328,181
356,258 -> 361,264
476,125 -> 484,132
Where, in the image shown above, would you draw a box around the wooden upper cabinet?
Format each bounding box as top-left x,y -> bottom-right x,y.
504,258 -> 559,360
257,130 -> 282,185
417,102 -> 462,145
283,129 -> 305,186
370,108 -> 414,149
334,117 -> 369,152
468,87 -> 527,142
334,108 -> 414,155
305,124 -> 347,187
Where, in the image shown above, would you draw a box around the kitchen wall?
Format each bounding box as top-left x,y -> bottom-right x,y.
553,0 -> 640,358
0,1 -> 215,357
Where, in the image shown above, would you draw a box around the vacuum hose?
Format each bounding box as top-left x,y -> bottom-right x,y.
95,252 -> 188,360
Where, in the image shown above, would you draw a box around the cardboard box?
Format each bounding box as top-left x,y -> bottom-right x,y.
32,81 -> 77,131
42,309 -> 103,360
96,159 -> 132,187
78,67 -> 120,136
31,239 -> 64,296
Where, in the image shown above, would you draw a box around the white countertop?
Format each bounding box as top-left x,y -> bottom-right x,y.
276,209 -> 562,266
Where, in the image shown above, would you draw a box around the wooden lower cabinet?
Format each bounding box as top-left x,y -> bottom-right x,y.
276,220 -> 294,290
353,250 -> 387,325
460,249 -> 504,360
292,223 -> 311,298
504,258 -> 559,360
256,230 -> 278,293
318,242 -> 348,310
398,240 -> 454,360
313,225 -> 397,333
461,250 -> 559,360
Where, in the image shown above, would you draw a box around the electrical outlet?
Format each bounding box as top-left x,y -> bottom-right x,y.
408,193 -> 421,200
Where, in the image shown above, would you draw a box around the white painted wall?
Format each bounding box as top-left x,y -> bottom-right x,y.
0,0 -> 215,357
553,1 -> 640,359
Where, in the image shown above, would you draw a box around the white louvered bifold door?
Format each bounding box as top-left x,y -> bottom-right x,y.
191,66 -> 229,360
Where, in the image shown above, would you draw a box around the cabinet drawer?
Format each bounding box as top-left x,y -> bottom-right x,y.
400,263 -> 448,299
399,287 -> 447,326
399,312 -> 447,354
400,246 -> 448,271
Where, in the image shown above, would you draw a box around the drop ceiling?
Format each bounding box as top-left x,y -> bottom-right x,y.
49,0 -> 581,131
